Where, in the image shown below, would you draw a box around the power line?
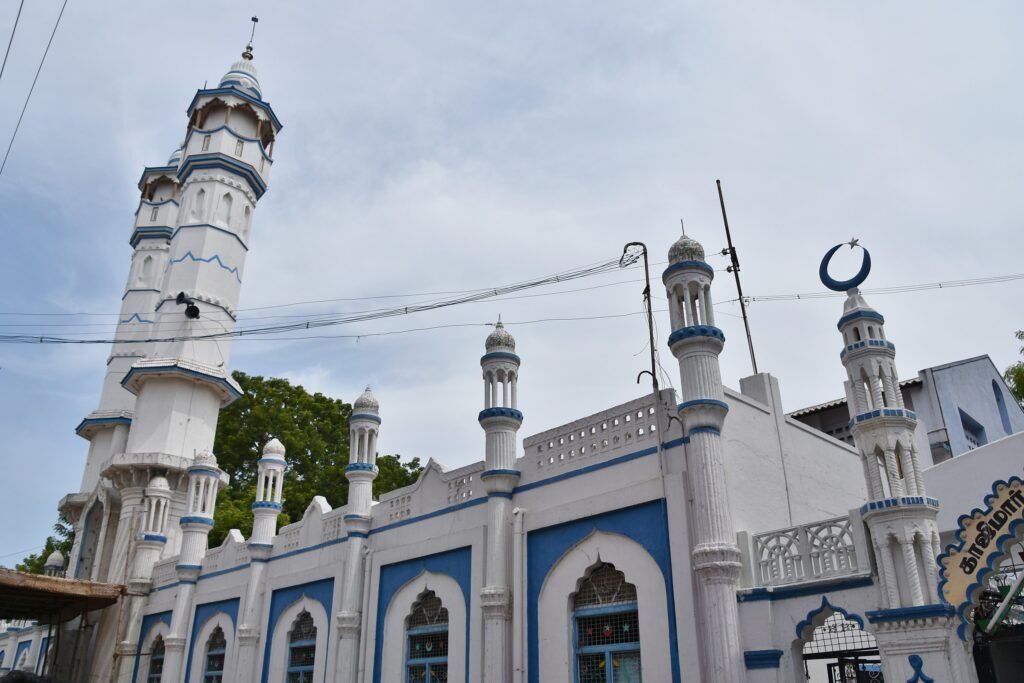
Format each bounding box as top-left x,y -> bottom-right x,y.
0,0 -> 25,83
739,272 -> 1024,303
0,0 -> 68,177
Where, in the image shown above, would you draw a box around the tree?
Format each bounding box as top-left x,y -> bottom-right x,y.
18,514 -> 74,574
208,372 -> 421,546
1005,330 -> 1024,407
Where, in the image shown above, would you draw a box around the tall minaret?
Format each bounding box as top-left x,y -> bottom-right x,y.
478,322 -> 522,683
662,231 -> 744,683
237,438 -> 287,683
821,243 -> 970,682
81,41 -> 281,683
336,388 -> 381,683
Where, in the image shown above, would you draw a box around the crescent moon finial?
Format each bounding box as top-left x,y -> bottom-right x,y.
819,241 -> 871,291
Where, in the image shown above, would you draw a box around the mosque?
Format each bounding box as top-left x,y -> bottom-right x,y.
2,41 -> 1023,683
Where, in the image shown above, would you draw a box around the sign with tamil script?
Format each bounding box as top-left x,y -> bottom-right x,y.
938,476 -> 1024,639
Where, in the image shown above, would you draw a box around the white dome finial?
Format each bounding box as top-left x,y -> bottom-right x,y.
485,320 -> 516,352
263,437 -> 286,458
354,386 -> 380,412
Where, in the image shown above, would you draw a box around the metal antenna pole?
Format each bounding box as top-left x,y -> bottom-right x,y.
621,242 -> 658,393
716,179 -> 759,374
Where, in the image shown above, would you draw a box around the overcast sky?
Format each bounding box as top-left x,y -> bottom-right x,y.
1,1 -> 1020,564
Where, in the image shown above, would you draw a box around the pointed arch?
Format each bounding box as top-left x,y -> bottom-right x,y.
538,529 -> 672,682
191,188 -> 206,221
217,192 -> 233,227
381,570 -> 466,683
187,611 -> 235,683
266,594 -> 329,683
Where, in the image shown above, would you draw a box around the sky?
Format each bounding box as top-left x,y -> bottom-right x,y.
0,1 -> 1021,565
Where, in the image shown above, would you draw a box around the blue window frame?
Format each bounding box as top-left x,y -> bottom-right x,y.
572,563 -> 642,683
148,636 -> 165,683
405,591 -> 449,683
203,626 -> 226,682
286,611 -> 317,683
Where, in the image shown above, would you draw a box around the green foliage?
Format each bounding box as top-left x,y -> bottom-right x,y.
208,372 -> 422,547
1005,330 -> 1024,407
18,514 -> 74,574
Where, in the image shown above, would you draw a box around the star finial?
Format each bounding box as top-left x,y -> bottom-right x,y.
847,237 -> 860,249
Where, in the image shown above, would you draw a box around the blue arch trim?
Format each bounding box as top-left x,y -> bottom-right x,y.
12,642 -> 30,673
819,243 -> 872,291
937,476 -> 1024,640
120,313 -> 155,324
131,611 -> 172,683
794,596 -> 865,639
184,598 -> 239,683
373,547 -> 471,683
168,250 -> 243,283
526,499 -> 680,683
662,260 -> 714,281
260,578 -> 333,683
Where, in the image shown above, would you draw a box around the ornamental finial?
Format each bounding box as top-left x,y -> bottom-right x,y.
819,240 -> 871,292
242,16 -> 258,60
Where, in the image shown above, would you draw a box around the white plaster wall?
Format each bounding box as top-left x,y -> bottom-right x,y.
927,357 -> 1024,456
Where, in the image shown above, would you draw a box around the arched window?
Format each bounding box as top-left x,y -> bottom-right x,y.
192,189 -> 206,221
217,193 -> 233,226
148,636 -> 165,683
286,611 -> 317,683
405,591 -> 449,683
572,563 -> 641,683
203,626 -> 226,682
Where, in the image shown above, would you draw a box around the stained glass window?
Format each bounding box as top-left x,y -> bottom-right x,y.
573,563 -> 642,683
286,611 -> 317,683
203,626 -> 226,682
406,591 -> 449,682
148,636 -> 164,683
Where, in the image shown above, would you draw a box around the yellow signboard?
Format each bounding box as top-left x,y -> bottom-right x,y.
938,476 -> 1024,639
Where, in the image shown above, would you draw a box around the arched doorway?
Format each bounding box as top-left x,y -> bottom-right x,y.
797,602 -> 882,683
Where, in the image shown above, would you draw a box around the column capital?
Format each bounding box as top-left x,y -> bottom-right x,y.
336,611 -> 362,637
480,586 -> 511,619
164,636 -> 187,653
237,626 -> 261,645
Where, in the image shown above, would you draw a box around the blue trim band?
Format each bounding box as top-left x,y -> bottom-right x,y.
744,650 -> 783,669
188,87 -> 282,131
175,564 -> 203,571
667,325 -> 725,346
739,575 -> 874,603
346,462 -> 376,472
75,415 -> 132,436
688,426 -> 721,435
179,516 -> 214,526
137,165 -> 177,190
248,542 -> 273,549
481,351 -> 521,364
119,313 -> 155,324
489,492 -> 514,499
129,226 -> 174,247
860,496 -> 940,515
122,288 -> 161,299
865,604 -> 954,623
258,457 -> 286,464
840,338 -> 895,359
348,531 -> 368,539
251,501 -> 282,510
677,398 -> 729,413
481,469 -> 521,479
662,260 -> 714,281
350,412 -> 382,424
121,364 -> 243,403
176,153 -> 267,198
187,466 -> 221,477
142,534 -> 167,543
478,407 -> 524,422
168,249 -> 243,283
854,407 -> 917,423
837,309 -> 885,330
172,223 -> 249,251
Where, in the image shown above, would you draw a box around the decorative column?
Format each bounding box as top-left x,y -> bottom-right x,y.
237,439 -> 287,683
478,322 -> 522,683
336,388 -> 381,683
819,241 -> 970,682
161,453 -> 228,683
662,232 -> 744,683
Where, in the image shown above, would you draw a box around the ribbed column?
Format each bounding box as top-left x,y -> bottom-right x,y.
899,448 -> 919,496
901,538 -> 925,606
882,449 -> 905,497
874,537 -> 901,608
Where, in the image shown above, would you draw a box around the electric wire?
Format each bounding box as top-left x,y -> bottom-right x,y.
0,0 -> 68,177
0,0 -> 25,84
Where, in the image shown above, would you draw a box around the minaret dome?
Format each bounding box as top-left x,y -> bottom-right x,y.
485,321 -> 516,353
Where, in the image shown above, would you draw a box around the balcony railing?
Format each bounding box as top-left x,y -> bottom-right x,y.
740,515 -> 863,587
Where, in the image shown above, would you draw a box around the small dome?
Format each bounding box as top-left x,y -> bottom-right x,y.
218,46 -> 262,99
263,438 -> 286,457
167,146 -> 183,166
193,450 -> 218,468
147,475 -> 171,491
354,386 -> 379,412
668,233 -> 705,264
44,550 -> 64,569
485,321 -> 516,352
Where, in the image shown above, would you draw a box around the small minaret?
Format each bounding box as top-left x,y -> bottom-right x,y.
43,550 -> 65,577
251,438 -> 286,544
478,322 -> 522,683
160,451 -> 228,683
662,231 -> 745,683
237,439 -> 287,683
335,388 -> 381,683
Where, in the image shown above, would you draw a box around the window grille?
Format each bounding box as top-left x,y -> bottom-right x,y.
148,636 -> 164,683
802,613 -> 878,656
573,563 -> 642,682
203,626 -> 226,682
406,591 -> 449,682
286,611 -> 317,683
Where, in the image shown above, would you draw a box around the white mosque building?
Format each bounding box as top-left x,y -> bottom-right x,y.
3,43 -> 1023,683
